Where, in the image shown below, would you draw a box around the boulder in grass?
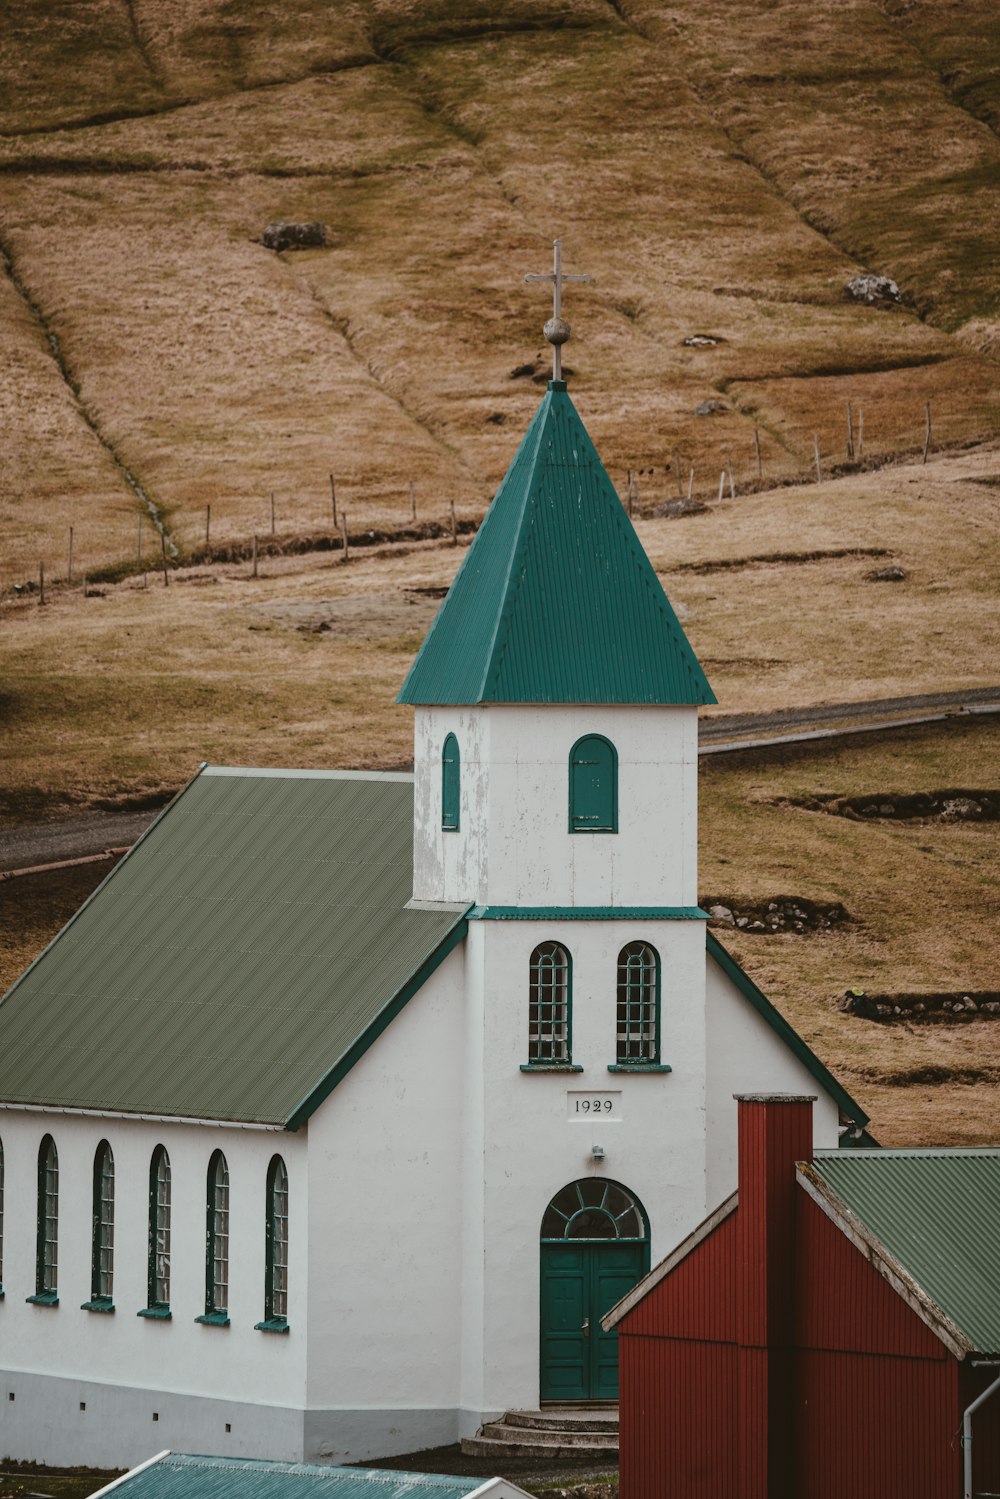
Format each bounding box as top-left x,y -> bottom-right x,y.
262,221 -> 330,252
845,273 -> 901,305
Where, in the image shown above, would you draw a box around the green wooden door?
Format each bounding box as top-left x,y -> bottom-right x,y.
540,1240 -> 647,1401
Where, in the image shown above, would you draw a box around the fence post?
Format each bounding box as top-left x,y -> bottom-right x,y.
687,466 -> 695,500
754,427 -> 762,479
717,469 -> 725,502
847,401 -> 855,461
270,492 -> 276,535
814,435 -> 822,483
161,531 -> 169,587
252,533 -> 258,579
330,474 -> 337,528
727,458 -> 736,500
409,481 -> 416,521
858,409 -> 864,460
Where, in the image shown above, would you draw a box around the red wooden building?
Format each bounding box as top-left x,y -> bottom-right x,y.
604,1094 -> 1000,1499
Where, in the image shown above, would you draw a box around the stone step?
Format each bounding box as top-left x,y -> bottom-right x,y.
505,1407 -> 619,1434
480,1422 -> 618,1448
460,1435 -> 619,1461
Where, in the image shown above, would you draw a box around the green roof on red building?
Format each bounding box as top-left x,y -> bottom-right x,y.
397,381 -> 715,707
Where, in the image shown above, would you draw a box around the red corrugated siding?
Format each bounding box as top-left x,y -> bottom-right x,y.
795,1190 -> 947,1359
619,1335 -> 736,1499
736,1097 -> 813,1349
621,1211 -> 737,1339
793,1350 -> 958,1498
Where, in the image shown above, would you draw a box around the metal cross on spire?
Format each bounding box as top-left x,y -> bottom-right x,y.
525,238 -> 592,382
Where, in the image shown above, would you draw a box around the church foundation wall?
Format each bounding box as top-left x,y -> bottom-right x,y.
0,1368 -> 305,1468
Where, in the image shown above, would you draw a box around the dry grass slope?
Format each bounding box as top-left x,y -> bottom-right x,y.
1,0 -> 999,577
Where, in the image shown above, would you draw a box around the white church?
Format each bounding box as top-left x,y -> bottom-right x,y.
0,306 -> 870,1468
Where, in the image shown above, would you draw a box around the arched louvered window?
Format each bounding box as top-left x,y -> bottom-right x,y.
442,733 -> 460,831
198,1150 -> 230,1325
257,1155 -> 289,1333
85,1140 -> 115,1310
30,1135 -> 58,1304
144,1146 -> 171,1317
616,942 -> 660,1066
569,735 -> 618,833
527,942 -> 573,1065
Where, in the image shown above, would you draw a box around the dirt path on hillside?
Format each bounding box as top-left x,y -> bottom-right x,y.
3,687 -> 998,874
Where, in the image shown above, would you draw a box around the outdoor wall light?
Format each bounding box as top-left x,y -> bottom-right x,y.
591,1144 -> 605,1160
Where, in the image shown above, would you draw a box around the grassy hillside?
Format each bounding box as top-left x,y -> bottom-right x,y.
2,0 -> 1000,578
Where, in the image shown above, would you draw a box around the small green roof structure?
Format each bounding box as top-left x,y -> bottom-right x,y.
398,381 -> 715,707
808,1148 -> 1000,1354
88,1453 -> 531,1499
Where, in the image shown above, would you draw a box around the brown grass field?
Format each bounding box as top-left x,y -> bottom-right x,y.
1,0 -> 999,1148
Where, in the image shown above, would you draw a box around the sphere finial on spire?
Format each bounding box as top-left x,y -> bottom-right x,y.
525,238 -> 592,383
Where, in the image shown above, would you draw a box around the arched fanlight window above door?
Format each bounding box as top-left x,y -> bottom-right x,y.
569,735 -> 618,833
541,1178 -> 648,1241
441,734 -> 460,831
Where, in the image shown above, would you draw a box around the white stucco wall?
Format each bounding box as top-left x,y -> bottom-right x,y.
303,942 -> 467,1461
704,950 -> 842,1206
412,705 -> 698,908
0,1111 -> 306,1466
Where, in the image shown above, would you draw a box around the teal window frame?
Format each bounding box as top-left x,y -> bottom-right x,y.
28,1134 -> 58,1305
196,1150 -> 230,1326
568,734 -> 618,834
613,941 -> 663,1069
139,1145 -> 171,1319
256,1154 -> 289,1334
441,733 -> 460,831
82,1140 -> 115,1312
525,941 -> 574,1067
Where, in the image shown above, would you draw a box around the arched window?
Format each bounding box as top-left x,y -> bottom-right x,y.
569,735 -> 618,834
143,1146 -> 171,1317
198,1150 -> 230,1325
441,733 -> 460,831
616,942 -> 661,1066
30,1135 -> 58,1304
527,942 -> 572,1065
541,1178 -> 648,1241
257,1155 -> 289,1333
85,1140 -> 115,1310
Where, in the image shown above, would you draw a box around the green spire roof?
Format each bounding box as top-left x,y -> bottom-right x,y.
397,382 -> 715,706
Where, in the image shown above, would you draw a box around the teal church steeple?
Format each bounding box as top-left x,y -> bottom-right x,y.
397,380 -> 715,707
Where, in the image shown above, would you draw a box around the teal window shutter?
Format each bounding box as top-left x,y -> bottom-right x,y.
442,734 -> 460,831
569,735 -> 618,833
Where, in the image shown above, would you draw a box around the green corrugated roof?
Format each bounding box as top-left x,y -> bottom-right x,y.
0,768 -> 467,1128
397,381 -> 715,706
812,1149 -> 1000,1353
101,1455 -> 495,1498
